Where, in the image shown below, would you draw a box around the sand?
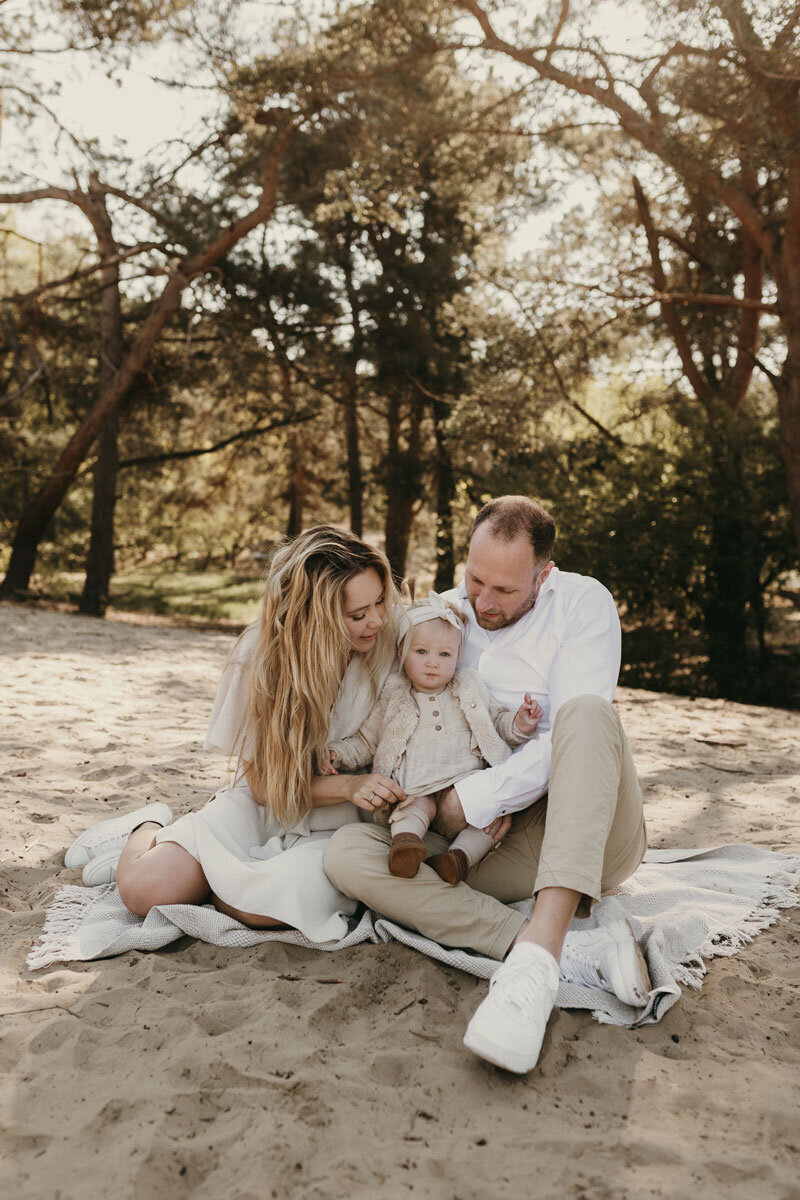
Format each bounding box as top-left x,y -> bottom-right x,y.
1,601 -> 799,1200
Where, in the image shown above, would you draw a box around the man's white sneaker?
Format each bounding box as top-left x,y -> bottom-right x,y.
463,942 -> 559,1074
82,849 -> 121,887
560,918 -> 651,1007
65,802 -> 173,869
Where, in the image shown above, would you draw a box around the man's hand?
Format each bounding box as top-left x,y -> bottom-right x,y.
483,814 -> 512,844
513,692 -> 543,737
430,786 -> 468,839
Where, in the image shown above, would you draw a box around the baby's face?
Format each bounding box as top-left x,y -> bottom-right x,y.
402,621 -> 461,694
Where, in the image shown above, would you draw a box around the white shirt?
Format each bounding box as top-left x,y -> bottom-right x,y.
442,567 -> 621,828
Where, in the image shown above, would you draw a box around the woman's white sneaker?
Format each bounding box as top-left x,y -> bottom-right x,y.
463,942 -> 559,1074
559,918 -> 651,1006
64,802 -> 173,869
82,849 -> 122,887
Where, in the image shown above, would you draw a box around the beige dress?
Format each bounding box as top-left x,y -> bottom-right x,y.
154,625 -> 394,942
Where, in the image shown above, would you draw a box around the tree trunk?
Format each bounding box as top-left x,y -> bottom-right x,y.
431,398 -> 455,591
80,191 -> 124,617
776,361 -> 800,565
342,241 -> 364,537
79,409 -> 120,614
383,489 -> 414,583
343,371 -> 363,538
0,122 -> 292,598
701,414 -> 751,700
770,141 -> 800,560
383,393 -> 422,583
285,441 -> 307,538
774,223 -> 800,562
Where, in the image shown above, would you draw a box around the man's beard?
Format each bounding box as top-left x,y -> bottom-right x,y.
469,582 -> 538,631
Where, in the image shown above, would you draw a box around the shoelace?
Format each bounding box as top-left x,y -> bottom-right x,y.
559,946 -> 608,991
488,958 -> 556,1015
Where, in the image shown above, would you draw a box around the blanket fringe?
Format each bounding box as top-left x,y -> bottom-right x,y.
684,858 -> 800,976
26,885 -> 113,971
673,954 -> 706,989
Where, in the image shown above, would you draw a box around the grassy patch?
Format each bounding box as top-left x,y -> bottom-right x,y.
108,565 -> 264,622
27,563 -> 264,624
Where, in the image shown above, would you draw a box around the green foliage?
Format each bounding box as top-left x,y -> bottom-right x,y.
3,0 -> 799,706
496,391 -> 795,700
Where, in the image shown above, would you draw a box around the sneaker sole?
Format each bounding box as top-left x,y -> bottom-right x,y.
462,1026 -> 539,1074
609,920 -> 652,1006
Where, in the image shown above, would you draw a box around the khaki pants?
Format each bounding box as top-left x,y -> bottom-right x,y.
324,694 -> 647,960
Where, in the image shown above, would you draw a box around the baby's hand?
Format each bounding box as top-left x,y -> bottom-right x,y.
319,748 -> 339,776
513,693 -> 543,736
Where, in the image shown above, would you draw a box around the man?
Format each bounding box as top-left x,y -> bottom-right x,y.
324,495 -> 649,1073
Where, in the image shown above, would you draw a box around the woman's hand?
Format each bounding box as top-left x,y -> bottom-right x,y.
345,772 -> 405,813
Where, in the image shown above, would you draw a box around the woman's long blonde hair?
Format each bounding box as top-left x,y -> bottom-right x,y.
238,525 -> 396,827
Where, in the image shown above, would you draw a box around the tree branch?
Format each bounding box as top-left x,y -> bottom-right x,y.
479,271 -> 625,446
100,186 -> 175,231
0,186 -> 80,206
546,0 -> 569,63
5,243 -> 168,301
0,118 -> 298,597
118,412 -> 316,469
4,85 -> 93,155
654,225 -> 715,270
727,168 -> 764,410
649,290 -> 777,313
773,4 -> 800,52
633,175 -> 715,408
453,0 -> 778,268
0,302 -> 49,413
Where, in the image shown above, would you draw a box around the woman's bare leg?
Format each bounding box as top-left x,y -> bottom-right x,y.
117,822 -> 289,928
211,895 -> 288,929
116,822 -> 210,916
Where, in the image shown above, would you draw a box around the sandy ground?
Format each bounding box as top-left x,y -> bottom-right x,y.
1,601 -> 799,1200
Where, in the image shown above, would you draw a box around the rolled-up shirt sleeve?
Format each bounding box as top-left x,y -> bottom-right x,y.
455,584 -> 621,829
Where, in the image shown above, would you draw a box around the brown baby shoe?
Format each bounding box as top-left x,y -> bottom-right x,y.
428,848 -> 469,885
388,832 -> 428,878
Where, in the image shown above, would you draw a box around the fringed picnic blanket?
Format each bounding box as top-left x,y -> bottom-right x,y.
28,843 -> 800,1029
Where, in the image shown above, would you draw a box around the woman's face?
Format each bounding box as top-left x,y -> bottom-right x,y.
342,568 -> 386,652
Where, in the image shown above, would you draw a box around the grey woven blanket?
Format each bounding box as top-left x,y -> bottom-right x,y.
27,843 -> 799,1028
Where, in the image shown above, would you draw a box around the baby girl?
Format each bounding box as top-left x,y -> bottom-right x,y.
325,591 -> 542,883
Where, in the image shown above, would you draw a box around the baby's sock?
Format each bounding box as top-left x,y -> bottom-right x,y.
390,796 -> 435,841
449,825 -> 495,868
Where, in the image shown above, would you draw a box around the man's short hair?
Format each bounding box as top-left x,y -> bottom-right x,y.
471,496 -> 556,563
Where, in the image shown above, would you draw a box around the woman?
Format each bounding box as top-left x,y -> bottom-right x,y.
64,526 -> 405,942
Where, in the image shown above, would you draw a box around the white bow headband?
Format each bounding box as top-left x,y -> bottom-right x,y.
395,590 -> 465,648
